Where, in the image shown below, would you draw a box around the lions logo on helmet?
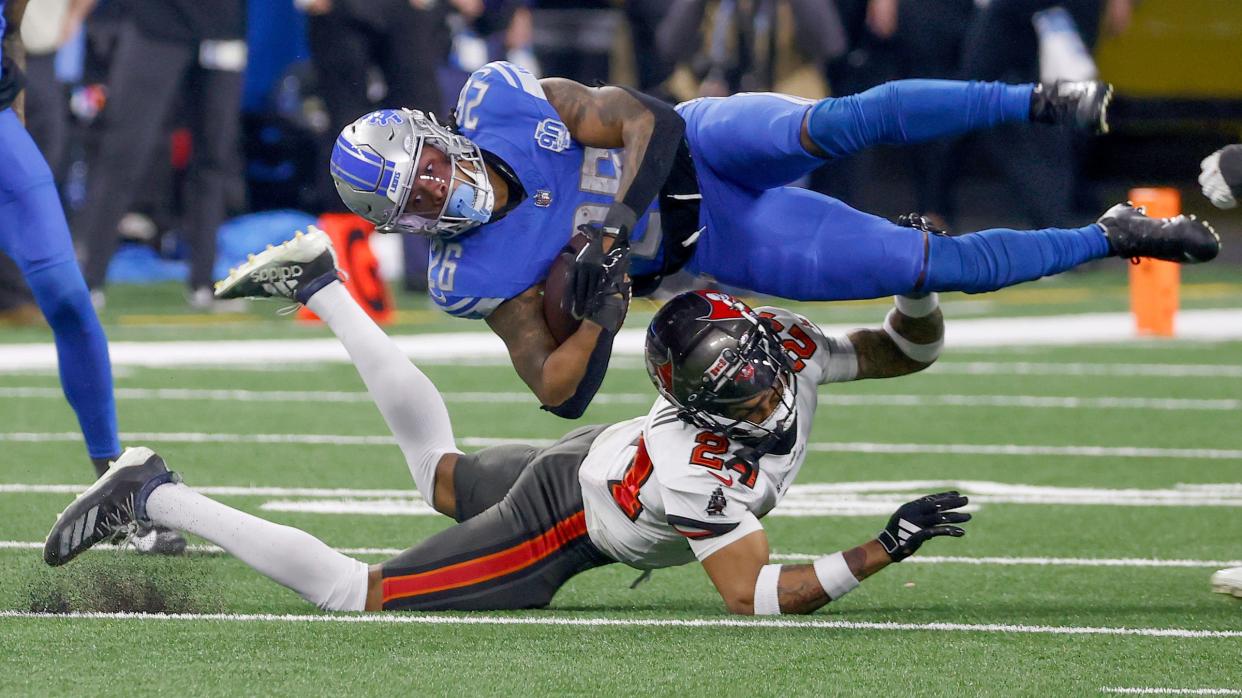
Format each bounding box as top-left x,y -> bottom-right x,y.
330,109 -> 495,240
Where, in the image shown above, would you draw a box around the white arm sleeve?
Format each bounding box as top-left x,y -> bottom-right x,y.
819,334 -> 859,384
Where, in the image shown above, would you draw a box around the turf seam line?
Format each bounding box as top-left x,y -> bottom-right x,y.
1,610 -> 1239,638
1100,689 -> 1242,695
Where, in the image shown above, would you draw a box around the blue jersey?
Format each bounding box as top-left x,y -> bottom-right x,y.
428,62 -> 659,319
0,0 -> 7,66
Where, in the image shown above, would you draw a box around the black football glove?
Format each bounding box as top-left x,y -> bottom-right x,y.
877,490 -> 971,562
1199,144 -> 1242,210
568,222 -> 631,332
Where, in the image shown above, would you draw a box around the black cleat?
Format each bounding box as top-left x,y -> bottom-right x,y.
214,227 -> 339,303
1098,202 -> 1220,264
44,447 -> 181,567
1029,80 -> 1114,135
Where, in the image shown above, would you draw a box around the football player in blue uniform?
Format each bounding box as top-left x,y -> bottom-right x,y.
0,3 -> 133,486
324,61 -> 1219,418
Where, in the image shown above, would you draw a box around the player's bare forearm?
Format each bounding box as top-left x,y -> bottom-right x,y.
485,286 -> 596,405
774,541 -> 890,614
705,531 -> 893,615
850,307 -> 944,379
542,78 -> 654,209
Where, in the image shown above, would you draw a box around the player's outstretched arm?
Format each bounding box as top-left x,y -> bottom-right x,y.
818,293 -> 944,385
700,492 -> 970,615
486,284 -> 607,408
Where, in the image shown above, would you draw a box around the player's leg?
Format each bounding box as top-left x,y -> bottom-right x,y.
183,64 -> 244,299
75,26 -> 191,293
690,187 -> 1212,301
45,448 -> 370,612
0,108 -> 120,469
378,429 -> 613,611
214,233 -> 461,511
451,424 -> 608,523
304,280 -> 462,510
681,80 -> 1095,192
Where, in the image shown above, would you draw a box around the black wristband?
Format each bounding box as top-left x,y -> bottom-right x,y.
602,204 -> 638,241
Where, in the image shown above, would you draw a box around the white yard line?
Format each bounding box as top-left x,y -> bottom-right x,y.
1,540 -> 1235,568
932,361 -> 1242,379
3,387 -> 1237,411
0,309 -> 1240,370
3,431 -> 1239,460
8,478 -> 1242,521
1102,685 -> 1237,690
0,610 -> 1239,638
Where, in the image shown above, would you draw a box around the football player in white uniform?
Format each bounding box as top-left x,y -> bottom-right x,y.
44,229 -> 970,615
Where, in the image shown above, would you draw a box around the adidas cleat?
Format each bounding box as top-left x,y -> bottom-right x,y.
214,227 -> 340,303
1098,202 -> 1220,264
44,447 -> 181,567
1029,80 -> 1113,135
1211,566 -> 1242,598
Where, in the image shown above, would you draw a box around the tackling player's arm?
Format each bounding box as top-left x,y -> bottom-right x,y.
701,529 -> 890,615
485,284 -> 606,408
849,293 -> 944,379
817,293 -> 944,384
700,492 -> 971,615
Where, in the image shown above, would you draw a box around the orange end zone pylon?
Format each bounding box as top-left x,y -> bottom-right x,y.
297,213 -> 394,326
1126,187 -> 1180,337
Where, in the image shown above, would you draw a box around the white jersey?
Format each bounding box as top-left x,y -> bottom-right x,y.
578,307 -> 858,569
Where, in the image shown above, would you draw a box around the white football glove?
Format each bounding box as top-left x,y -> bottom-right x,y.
1199,146 -> 1242,209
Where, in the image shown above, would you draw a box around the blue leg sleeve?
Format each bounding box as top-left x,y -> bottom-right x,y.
807,79 -> 1033,159
922,224 -> 1111,294
26,260 -> 121,460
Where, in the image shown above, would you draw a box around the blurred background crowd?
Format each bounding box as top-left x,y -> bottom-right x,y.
2,0 -> 1240,317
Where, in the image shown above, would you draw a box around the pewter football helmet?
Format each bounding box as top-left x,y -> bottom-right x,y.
645,291 -> 798,444
330,108 -> 494,239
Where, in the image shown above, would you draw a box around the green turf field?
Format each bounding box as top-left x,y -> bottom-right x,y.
1,273 -> 1240,696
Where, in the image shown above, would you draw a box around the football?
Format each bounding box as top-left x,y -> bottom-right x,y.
542,230 -> 591,344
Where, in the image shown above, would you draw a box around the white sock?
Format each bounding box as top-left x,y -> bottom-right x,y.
306,281 -> 460,504
146,483 -> 368,611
